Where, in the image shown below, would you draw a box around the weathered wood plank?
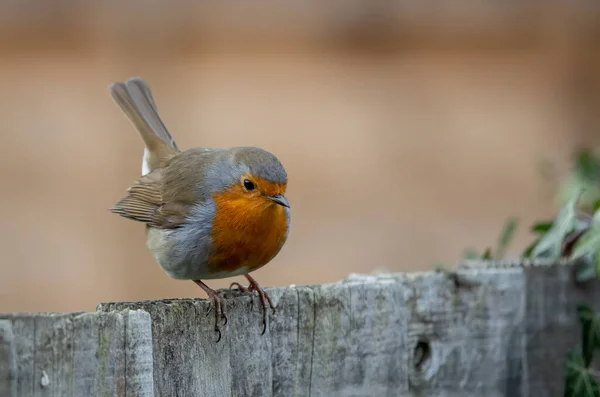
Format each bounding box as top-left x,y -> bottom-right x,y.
3,262 -> 600,396
99,287 -> 317,397
0,310 -> 154,397
306,281 -> 409,397
523,264 -> 600,396
0,320 -> 17,397
346,270 -> 525,397
97,265 -> 543,397
457,259 -> 600,396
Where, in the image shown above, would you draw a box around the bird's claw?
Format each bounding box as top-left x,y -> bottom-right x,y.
235,275 -> 276,335
211,296 -> 227,343
193,280 -> 228,343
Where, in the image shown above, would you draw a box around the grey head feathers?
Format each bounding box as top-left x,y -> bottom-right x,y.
197,146 -> 287,197
231,147 -> 287,184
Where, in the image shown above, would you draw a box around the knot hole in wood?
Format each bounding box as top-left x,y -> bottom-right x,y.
413,339 -> 431,370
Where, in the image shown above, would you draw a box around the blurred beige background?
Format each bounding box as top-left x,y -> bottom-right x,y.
1,1 -> 599,313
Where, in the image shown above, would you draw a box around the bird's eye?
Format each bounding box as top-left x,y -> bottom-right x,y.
243,179 -> 255,191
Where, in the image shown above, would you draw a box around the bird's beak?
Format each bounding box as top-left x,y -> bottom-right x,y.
268,194 -> 290,208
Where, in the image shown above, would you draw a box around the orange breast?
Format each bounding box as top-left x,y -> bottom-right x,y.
208,187 -> 289,275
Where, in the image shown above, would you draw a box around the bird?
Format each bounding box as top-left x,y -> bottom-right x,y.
108,77 -> 290,342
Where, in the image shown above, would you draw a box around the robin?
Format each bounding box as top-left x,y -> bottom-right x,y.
108,77 -> 290,342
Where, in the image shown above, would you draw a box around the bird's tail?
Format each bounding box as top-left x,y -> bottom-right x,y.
109,77 -> 179,174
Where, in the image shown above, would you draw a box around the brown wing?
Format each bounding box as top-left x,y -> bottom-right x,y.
111,148 -> 220,229
110,169 -> 187,229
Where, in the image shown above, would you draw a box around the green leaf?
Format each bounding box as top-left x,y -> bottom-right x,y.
571,226 -> 600,282
578,305 -> 600,367
558,149 -> 600,210
575,149 -> 600,182
495,217 -> 518,259
571,229 -> 600,261
522,237 -> 541,258
558,150 -> 600,211
482,247 -> 493,260
593,199 -> 600,213
532,194 -> 580,259
564,349 -> 600,397
522,220 -> 553,258
531,220 -> 553,235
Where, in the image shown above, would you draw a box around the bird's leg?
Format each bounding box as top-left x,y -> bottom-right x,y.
193,279 -> 228,343
230,274 -> 275,335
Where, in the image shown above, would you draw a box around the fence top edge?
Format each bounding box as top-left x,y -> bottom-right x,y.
96,259 -> 576,310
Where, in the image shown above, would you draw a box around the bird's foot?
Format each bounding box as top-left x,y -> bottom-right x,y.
230,274 -> 275,335
193,279 -> 228,343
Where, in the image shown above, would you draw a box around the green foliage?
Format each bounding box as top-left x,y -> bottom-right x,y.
557,149 -> 600,213
572,212 -> 600,282
461,149 -> 600,266
564,305 -> 600,397
565,349 -> 600,397
495,217 -> 518,259
578,305 -> 600,367
538,150 -> 600,396
594,200 -> 600,213
532,221 -> 554,234
522,220 -> 553,257
441,147 -> 600,397
531,194 -> 580,259
482,247 -> 492,260
446,149 -> 600,266
431,147 -> 600,395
